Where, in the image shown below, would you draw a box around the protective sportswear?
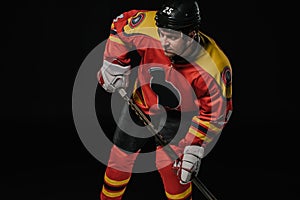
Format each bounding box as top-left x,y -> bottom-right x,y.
174,145 -> 204,184
98,60 -> 131,93
155,0 -> 201,32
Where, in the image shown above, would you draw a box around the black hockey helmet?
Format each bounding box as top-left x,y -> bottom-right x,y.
155,0 -> 201,33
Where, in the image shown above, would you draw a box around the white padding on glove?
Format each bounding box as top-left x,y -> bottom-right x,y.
178,145 -> 204,185
98,60 -> 131,93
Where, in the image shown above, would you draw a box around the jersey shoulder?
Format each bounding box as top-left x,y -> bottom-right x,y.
195,32 -> 232,98
111,10 -> 159,39
110,10 -> 142,33
198,32 -> 231,72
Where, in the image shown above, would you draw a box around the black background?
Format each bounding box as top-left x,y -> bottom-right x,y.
3,0 -> 298,199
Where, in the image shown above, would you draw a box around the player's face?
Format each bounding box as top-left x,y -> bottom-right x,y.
158,28 -> 187,58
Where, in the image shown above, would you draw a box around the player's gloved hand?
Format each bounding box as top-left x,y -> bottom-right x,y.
173,145 -> 204,185
98,60 -> 131,93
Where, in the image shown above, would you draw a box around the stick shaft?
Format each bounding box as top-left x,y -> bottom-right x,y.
117,89 -> 218,200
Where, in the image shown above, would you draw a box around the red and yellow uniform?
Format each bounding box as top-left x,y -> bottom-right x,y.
98,9 -> 232,200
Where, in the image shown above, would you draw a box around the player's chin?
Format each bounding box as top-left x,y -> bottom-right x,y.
164,51 -> 176,58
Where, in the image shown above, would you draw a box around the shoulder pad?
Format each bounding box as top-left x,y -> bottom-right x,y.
123,11 -> 159,39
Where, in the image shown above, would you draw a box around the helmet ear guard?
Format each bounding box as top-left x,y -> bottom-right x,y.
155,0 -> 201,34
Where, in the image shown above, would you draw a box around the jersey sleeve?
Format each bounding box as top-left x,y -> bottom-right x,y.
179,68 -> 233,149
102,10 -> 144,66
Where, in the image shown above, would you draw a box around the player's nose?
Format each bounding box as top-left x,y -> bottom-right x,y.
160,35 -> 170,47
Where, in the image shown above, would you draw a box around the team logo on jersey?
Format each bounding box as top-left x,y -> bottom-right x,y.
149,67 -> 181,109
221,66 -> 232,87
129,13 -> 145,28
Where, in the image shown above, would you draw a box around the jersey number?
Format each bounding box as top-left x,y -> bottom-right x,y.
162,6 -> 174,15
113,14 -> 124,22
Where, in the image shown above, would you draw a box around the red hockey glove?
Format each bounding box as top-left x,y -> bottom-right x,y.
173,145 -> 204,185
98,60 -> 131,93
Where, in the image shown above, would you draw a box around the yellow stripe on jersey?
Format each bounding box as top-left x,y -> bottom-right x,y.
102,185 -> 126,198
188,127 -> 206,140
104,173 -> 131,186
123,11 -> 160,40
108,35 -> 126,46
188,127 -> 212,143
192,116 -> 222,133
165,184 -> 192,199
132,80 -> 150,109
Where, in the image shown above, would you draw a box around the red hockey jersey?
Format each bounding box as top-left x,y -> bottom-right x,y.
98,10 -> 233,147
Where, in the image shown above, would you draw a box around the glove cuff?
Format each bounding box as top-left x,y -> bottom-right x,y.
102,60 -> 131,75
183,145 -> 204,159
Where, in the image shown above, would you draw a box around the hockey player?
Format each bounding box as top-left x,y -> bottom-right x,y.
97,0 -> 233,199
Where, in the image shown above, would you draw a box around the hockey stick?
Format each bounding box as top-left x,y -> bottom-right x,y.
117,88 -> 218,200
